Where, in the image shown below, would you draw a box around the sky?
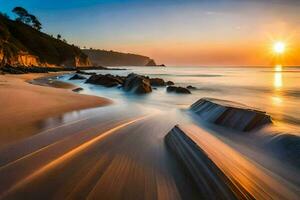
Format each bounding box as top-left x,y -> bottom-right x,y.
1,0 -> 300,66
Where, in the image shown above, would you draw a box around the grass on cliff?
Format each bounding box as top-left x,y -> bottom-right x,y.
0,15 -> 88,66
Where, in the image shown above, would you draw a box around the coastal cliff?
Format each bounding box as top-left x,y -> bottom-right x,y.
82,49 -> 158,66
0,15 -> 90,68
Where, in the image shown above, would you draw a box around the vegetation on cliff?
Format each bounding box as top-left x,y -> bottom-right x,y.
0,8 -> 90,67
82,49 -> 158,66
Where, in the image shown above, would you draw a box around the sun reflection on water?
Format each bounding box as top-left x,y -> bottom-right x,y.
274,65 -> 282,89
271,65 -> 283,106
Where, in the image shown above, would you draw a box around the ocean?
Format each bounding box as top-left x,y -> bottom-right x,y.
62,66 -> 300,132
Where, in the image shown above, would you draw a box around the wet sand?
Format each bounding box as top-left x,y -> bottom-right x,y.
0,73 -> 111,147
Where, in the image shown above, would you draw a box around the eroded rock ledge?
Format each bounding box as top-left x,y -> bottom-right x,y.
190,98 -> 272,132
165,125 -> 252,199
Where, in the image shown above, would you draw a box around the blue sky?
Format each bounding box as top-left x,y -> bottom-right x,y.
1,0 -> 300,65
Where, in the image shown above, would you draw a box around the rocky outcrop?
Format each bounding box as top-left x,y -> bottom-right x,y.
145,59 -> 156,66
69,74 -> 86,80
190,98 -> 272,131
187,85 -> 197,90
150,78 -> 165,86
165,125 -> 250,199
85,74 -> 124,87
82,49 -> 157,67
265,133 -> 300,168
123,73 -> 152,94
167,86 -> 191,94
166,81 -> 174,86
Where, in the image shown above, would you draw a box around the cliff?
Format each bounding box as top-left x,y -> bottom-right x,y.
0,15 -> 90,67
82,49 -> 157,66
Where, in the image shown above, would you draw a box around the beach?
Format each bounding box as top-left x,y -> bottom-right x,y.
0,73 -> 111,147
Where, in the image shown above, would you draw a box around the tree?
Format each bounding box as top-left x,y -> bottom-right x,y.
29,15 -> 42,31
12,7 -> 30,24
12,7 -> 42,30
57,34 -> 61,40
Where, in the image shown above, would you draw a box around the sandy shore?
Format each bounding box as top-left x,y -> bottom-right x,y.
0,73 -> 111,147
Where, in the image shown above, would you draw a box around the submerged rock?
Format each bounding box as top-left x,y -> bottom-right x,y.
167,86 -> 191,94
266,134 -> 300,168
76,70 -> 96,75
123,73 -> 152,94
187,85 -> 197,90
190,98 -> 272,132
85,74 -> 123,87
166,81 -> 175,86
72,87 -> 83,92
69,74 -> 86,80
150,78 -> 166,86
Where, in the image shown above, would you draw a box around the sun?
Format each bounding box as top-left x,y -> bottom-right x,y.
273,41 -> 285,54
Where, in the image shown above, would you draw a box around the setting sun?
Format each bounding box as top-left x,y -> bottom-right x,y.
273,41 -> 286,54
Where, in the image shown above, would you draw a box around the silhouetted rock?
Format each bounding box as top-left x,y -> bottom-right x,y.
165,125 -> 247,199
167,86 -> 191,94
187,85 -> 197,90
145,59 -> 157,66
72,87 -> 83,92
76,70 -> 96,75
123,73 -> 152,94
69,74 -> 86,80
85,74 -> 123,87
190,98 -> 272,131
150,78 -> 166,86
166,81 -> 174,86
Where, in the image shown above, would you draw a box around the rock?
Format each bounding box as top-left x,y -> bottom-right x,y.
165,125 -> 249,199
85,74 -> 123,87
187,85 -> 197,90
150,78 -> 166,86
123,73 -> 152,94
69,74 -> 86,80
167,86 -> 191,94
190,98 -> 272,131
72,87 -> 83,92
166,81 -> 174,86
76,70 -> 96,75
145,59 -> 157,66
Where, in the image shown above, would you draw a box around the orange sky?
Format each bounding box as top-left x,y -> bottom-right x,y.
3,0 -> 300,66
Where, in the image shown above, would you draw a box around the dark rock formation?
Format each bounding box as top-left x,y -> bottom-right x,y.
166,81 -> 175,86
150,78 -> 165,86
167,86 -> 191,94
190,98 -> 272,132
76,70 -> 96,75
123,73 -> 152,94
266,134 -> 300,168
165,125 -> 251,199
187,85 -> 197,90
145,59 -> 157,66
85,74 -> 124,87
72,87 -> 83,92
69,74 -> 86,80
82,49 -> 156,67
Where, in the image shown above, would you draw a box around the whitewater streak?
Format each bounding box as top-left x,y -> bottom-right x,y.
0,115 -> 152,199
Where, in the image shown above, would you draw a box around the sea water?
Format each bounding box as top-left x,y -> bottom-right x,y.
62,66 -> 300,131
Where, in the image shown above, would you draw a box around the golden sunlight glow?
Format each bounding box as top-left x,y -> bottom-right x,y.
274,65 -> 282,89
273,41 -> 285,54
275,64 -> 282,72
